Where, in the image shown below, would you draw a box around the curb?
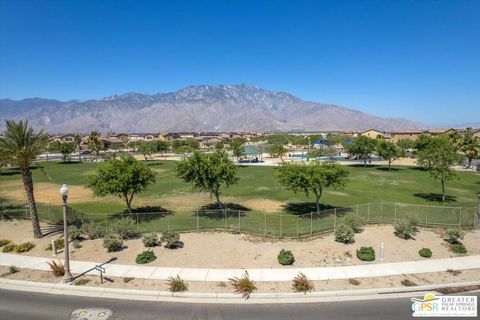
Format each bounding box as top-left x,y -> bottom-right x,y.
1,278 -> 480,304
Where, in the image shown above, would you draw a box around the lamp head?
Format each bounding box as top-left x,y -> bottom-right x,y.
60,184 -> 69,201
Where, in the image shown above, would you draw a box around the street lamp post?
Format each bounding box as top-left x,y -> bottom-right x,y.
60,184 -> 73,283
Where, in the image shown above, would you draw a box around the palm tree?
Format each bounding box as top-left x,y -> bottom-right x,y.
87,131 -> 104,160
0,120 -> 47,238
74,134 -> 83,162
461,128 -> 480,168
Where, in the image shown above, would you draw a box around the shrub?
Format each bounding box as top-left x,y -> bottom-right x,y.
394,222 -> 415,240
334,224 -> 355,243
445,229 -> 464,244
73,279 -> 90,286
401,279 -> 417,287
292,272 -> 314,294
0,239 -> 12,247
47,260 -> 65,277
450,244 -> 467,254
2,243 -> 15,253
277,249 -> 295,266
406,214 -> 419,226
123,277 -> 134,283
68,226 -> 83,241
446,269 -> 462,276
142,233 -> 159,247
348,278 -> 360,286
419,248 -> 432,258
356,246 -> 375,261
9,265 -> 19,274
45,238 -> 65,251
135,250 -> 157,264
229,271 -> 257,300
166,275 -> 189,293
110,217 -> 135,239
161,231 -> 180,249
13,241 -> 35,253
344,216 -> 364,233
73,240 -> 82,249
82,221 -> 105,239
103,233 -> 123,252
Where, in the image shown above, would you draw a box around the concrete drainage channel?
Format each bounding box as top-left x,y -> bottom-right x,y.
1,278 -> 480,304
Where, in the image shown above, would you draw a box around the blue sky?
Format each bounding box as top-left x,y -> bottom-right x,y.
0,0 -> 479,125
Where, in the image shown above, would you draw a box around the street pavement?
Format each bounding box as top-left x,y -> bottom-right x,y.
0,288 -> 478,320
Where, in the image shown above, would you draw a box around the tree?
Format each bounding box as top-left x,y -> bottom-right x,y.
185,138 -> 200,151
448,130 -> 463,152
276,161 -> 349,214
73,134 -> 83,162
377,140 -> 401,170
345,136 -> 377,166
50,141 -> 75,162
0,120 -> 47,238
88,155 -> 156,213
417,137 -> 464,201
229,138 -> 246,159
87,131 -> 104,160
136,141 -> 157,161
414,134 -> 433,152
460,128 -> 480,168
176,151 -> 239,209
396,139 -> 415,156
270,144 -> 288,162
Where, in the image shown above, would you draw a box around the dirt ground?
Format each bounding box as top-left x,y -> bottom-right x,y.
1,220 -> 479,269
1,265 -> 479,293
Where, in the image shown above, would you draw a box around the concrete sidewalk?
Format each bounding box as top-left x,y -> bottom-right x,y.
1,253 -> 479,282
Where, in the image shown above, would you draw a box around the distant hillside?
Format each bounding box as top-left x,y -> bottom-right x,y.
0,84 -> 424,133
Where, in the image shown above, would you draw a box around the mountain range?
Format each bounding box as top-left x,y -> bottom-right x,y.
0,84 -> 424,133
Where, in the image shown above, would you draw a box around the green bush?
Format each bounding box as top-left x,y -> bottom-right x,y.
277,249 -> 295,266
161,231 -> 180,249
445,229 -> 464,244
13,242 -> 35,253
334,224 -> 355,243
135,250 -> 157,264
68,226 -> 83,241
110,217 -> 135,239
419,248 -> 432,258
344,216 -> 364,233
142,233 -> 159,247
0,239 -> 12,247
2,243 -> 15,253
45,238 -> 65,251
450,244 -> 467,254
394,222 -> 415,240
356,246 -> 375,261
9,265 -> 19,274
103,233 -> 123,252
167,275 -> 189,293
82,221 -> 105,239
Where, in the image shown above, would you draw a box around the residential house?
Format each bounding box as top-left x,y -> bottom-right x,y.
358,129 -> 385,139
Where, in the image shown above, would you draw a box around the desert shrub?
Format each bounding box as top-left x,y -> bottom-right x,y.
45,238 -> 65,251
406,214 -> 419,226
167,275 -> 189,293
229,271 -> 257,300
445,229 -> 464,244
13,241 -> 35,253
344,216 -> 364,233
142,233 -> 159,247
82,221 -> 105,239
450,244 -> 467,254
2,243 -> 15,253
348,278 -> 360,286
110,217 -> 135,239
161,231 -> 180,249
356,246 -> 375,261
419,248 -> 432,258
277,249 -> 295,266
73,240 -> 82,249
446,269 -> 462,276
394,222 -> 415,240
9,265 -> 19,274
68,226 -> 83,241
135,250 -> 157,264
0,239 -> 12,247
73,279 -> 90,286
123,277 -> 134,283
334,224 -> 355,243
292,272 -> 314,294
103,233 -> 123,252
401,279 -> 417,287
47,260 -> 65,277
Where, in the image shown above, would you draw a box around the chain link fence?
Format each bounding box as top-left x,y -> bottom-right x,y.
1,199 -> 477,238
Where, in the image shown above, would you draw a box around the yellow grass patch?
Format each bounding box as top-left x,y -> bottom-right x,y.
241,199 -> 284,213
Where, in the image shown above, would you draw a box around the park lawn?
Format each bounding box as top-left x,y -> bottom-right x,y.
0,160 -> 479,217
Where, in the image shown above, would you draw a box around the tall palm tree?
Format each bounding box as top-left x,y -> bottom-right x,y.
73,134 -> 83,162
461,128 -> 480,168
87,131 -> 104,160
0,120 -> 47,238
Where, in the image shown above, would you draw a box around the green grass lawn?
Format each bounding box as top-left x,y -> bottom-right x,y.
0,160 -> 479,236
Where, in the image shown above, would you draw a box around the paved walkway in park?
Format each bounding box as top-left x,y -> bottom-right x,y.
1,253 -> 480,282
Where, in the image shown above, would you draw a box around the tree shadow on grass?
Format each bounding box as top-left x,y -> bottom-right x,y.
120,206 -> 173,223
57,161 -> 83,165
198,203 -> 250,218
283,202 -> 336,215
375,167 -> 402,172
413,193 -> 457,203
146,162 -> 164,167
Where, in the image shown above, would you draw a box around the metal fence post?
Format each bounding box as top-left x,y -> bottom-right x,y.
105,212 -> 108,233
380,201 -> 383,222
459,207 -> 462,228
296,215 -> 299,238
426,205 -> 429,227
238,210 -> 241,232
0,199 -> 3,220
224,210 -> 227,229
367,203 -> 370,222
394,202 -> 397,222
280,213 -> 283,238
264,213 -> 267,236
136,212 -> 139,232
167,214 -> 170,232
333,208 -> 337,232
196,210 -> 199,231
310,212 -> 313,235
48,203 -> 52,222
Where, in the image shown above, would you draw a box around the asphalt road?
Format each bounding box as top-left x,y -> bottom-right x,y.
0,289 -> 478,320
